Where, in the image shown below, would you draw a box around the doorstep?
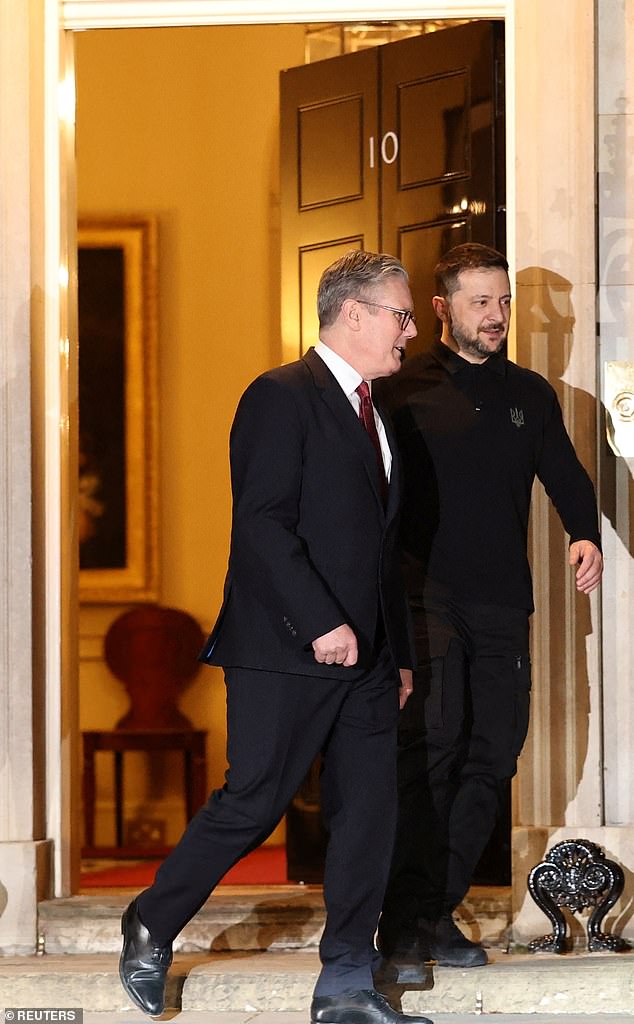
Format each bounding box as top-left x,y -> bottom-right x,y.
0,948 -> 632,1015
37,885 -> 511,956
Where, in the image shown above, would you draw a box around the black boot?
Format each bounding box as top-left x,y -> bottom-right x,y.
376,920 -> 430,985
420,913 -> 488,968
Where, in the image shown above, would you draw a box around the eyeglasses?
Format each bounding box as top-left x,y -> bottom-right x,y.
356,299 -> 416,332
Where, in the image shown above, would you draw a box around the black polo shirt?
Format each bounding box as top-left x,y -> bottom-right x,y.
377,339 -> 601,612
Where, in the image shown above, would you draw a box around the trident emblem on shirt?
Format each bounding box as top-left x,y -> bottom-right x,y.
510,407 -> 525,428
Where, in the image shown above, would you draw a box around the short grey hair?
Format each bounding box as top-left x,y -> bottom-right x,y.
317,250 -> 409,329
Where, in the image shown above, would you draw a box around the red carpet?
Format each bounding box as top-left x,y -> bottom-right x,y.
80,844 -> 287,888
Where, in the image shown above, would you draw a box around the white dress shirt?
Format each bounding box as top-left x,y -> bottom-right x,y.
314,340 -> 392,481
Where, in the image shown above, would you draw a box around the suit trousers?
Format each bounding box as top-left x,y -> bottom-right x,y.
137,645 -> 399,996
380,585 -> 531,934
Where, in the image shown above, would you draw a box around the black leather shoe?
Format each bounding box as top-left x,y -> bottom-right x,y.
119,898 -> 173,1016
422,913 -> 488,968
310,989 -> 433,1024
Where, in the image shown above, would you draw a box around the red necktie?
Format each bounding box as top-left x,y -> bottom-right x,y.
356,381 -> 388,503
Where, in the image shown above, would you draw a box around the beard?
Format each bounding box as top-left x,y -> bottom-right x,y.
448,310 -> 507,360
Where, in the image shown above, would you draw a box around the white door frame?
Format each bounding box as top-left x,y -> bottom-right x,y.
62,2 -> 507,30
46,0 -> 511,892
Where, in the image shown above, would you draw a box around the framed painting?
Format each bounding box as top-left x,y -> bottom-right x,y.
78,216 -> 159,603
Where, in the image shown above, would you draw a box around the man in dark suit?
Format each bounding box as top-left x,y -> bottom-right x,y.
119,250 -> 432,1024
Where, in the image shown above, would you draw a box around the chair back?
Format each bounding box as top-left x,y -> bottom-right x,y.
104,604 -> 204,729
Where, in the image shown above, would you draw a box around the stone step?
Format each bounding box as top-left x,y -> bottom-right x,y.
0,953 -> 208,1013
178,949 -> 634,1016
38,886 -> 326,956
37,885 -> 512,955
0,948 -> 632,1015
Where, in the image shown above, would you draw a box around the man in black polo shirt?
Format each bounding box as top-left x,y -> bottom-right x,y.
376,243 -> 603,978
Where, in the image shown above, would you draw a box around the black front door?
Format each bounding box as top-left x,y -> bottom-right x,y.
280,20 -> 505,356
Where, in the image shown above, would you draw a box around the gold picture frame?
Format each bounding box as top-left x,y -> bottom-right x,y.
78,216 -> 159,603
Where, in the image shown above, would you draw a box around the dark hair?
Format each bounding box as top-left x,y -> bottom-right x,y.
434,243 -> 509,298
317,250 -> 409,328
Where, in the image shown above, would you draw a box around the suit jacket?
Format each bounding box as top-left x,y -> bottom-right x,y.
199,348 -> 414,678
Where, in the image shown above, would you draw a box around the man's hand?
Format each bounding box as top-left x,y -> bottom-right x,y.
398,668 -> 413,709
569,540 -> 603,594
312,624 -> 358,666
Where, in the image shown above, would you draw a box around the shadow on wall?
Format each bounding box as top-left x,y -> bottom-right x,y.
515,266 -> 633,822
517,265 -> 634,552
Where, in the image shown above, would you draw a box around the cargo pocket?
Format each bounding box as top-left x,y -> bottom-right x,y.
510,652 -> 532,764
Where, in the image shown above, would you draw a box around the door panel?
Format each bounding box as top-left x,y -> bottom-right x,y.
281,49 -> 379,356
398,71 -> 469,187
298,97 -> 365,208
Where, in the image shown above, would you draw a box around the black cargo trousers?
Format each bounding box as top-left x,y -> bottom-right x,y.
380,578 -> 531,935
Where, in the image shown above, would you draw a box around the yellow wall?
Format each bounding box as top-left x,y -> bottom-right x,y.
76,25 -> 306,847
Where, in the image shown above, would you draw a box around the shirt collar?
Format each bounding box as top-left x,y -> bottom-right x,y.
431,337 -> 507,376
315,339 -> 366,398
